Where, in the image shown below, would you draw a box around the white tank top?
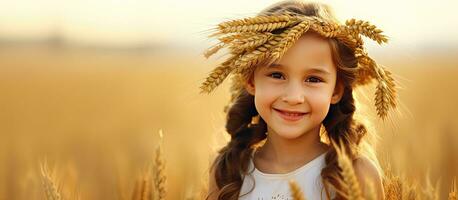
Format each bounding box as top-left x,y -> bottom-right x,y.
239,149 -> 335,200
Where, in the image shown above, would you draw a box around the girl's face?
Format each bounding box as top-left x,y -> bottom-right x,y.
245,32 -> 344,139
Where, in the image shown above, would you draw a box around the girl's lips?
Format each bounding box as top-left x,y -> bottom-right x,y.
273,108 -> 307,121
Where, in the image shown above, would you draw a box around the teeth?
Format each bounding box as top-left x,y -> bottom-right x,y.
283,112 -> 302,116
275,109 -> 305,117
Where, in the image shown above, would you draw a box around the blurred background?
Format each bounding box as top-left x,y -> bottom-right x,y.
0,0 -> 457,199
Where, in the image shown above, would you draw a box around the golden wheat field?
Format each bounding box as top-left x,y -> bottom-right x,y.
0,44 -> 457,200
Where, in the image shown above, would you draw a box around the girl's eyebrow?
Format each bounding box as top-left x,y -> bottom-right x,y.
268,63 -> 331,75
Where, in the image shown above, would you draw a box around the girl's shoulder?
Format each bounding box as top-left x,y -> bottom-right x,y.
352,155 -> 380,177
352,155 -> 385,199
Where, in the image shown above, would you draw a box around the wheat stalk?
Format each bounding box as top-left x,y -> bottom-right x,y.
288,180 -> 306,200
40,159 -> 62,200
332,139 -> 364,200
131,176 -> 143,200
401,183 -> 418,200
153,129 -> 167,200
131,129 -> 167,200
130,130 -> 168,200
450,177 -> 457,200
423,171 -> 441,200
141,168 -> 153,200
132,178 -> 139,200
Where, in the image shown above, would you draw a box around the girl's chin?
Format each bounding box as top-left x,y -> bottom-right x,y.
272,128 -> 306,139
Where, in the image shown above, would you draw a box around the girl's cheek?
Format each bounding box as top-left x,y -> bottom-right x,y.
256,88 -> 277,101
255,85 -> 279,105
308,89 -> 334,106
256,79 -> 280,92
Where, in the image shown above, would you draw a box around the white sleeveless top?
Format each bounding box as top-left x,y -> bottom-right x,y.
239,150 -> 335,200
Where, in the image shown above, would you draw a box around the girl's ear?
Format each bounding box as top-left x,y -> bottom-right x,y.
331,81 -> 344,104
244,77 -> 256,96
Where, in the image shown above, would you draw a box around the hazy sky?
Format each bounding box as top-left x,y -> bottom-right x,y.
0,0 -> 457,49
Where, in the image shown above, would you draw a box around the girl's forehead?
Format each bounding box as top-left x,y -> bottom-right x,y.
259,34 -> 334,72
287,33 -> 333,61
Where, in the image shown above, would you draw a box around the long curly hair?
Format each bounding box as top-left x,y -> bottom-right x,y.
206,1 -> 382,199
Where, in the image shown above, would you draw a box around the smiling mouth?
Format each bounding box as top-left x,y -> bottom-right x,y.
273,108 -> 307,121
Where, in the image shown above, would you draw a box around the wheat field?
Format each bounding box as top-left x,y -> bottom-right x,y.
0,44 -> 457,199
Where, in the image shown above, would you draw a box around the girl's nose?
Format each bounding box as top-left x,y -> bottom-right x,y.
281,82 -> 305,105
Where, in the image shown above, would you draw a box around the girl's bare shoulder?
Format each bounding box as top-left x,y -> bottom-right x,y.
352,155 -> 385,199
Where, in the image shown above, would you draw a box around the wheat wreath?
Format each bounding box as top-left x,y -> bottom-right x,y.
200,12 -> 397,120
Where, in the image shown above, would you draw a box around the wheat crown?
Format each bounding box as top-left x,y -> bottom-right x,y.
200,12 -> 397,120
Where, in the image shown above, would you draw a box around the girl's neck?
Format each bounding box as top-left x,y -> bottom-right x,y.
257,125 -> 330,168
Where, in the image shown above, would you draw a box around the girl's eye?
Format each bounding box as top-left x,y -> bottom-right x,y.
306,76 -> 323,83
268,72 -> 284,79
267,73 -> 323,83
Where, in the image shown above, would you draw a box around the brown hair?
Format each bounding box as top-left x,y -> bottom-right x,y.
206,1 -> 378,199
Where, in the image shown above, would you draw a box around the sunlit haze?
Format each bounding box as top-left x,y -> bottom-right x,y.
0,0 -> 457,50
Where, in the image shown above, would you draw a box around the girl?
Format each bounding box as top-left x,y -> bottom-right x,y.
201,1 -> 397,199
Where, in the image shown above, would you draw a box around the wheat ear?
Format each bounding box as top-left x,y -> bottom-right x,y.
345,19 -> 388,45
218,13 -> 296,28
382,165 -> 402,200
271,20 -> 310,61
382,163 -> 420,200
153,129 -> 167,200
356,50 -> 397,119
212,14 -> 301,35
217,32 -> 260,44
450,177 -> 457,200
229,32 -> 273,54
289,180 -> 306,200
233,40 -> 277,83
136,168 -> 153,200
353,48 -> 376,85
308,17 -> 341,38
204,43 -> 226,59
204,32 -> 272,63
142,175 -> 152,200
200,55 -> 240,93
332,139 -> 364,200
334,26 -> 364,50
40,159 -> 62,200
373,64 -> 397,119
